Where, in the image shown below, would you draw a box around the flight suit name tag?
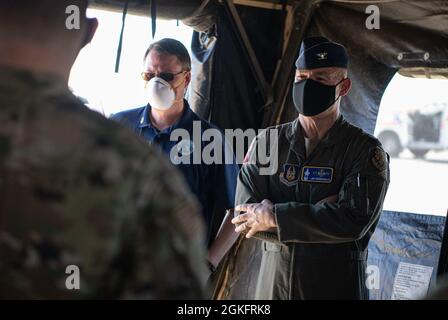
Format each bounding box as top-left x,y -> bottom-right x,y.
301,166 -> 334,183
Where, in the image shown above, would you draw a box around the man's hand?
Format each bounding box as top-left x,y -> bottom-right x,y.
232,199 -> 277,238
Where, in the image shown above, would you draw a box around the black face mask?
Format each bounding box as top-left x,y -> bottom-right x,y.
292,78 -> 344,116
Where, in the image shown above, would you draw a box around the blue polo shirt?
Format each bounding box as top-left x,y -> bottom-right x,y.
111,100 -> 240,243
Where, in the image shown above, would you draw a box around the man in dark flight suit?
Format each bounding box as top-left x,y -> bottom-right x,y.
221,37 -> 390,300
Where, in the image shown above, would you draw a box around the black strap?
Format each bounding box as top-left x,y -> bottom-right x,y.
150,0 -> 157,39
115,0 -> 130,73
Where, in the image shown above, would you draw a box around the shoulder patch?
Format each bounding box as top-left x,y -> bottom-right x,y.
279,163 -> 300,186
371,146 -> 387,171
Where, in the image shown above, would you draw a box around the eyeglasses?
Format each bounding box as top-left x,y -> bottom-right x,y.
141,71 -> 186,82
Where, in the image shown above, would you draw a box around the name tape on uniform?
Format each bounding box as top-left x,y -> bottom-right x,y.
301,166 -> 334,183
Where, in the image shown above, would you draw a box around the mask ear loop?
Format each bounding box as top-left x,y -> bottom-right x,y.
171,71 -> 189,104
332,77 -> 348,105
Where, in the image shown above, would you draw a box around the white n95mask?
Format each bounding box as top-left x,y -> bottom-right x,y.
145,77 -> 176,110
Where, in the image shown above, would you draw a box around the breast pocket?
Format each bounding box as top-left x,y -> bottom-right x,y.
305,168 -> 342,205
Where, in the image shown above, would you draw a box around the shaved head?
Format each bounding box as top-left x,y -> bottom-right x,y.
0,0 -> 97,81
0,0 -> 89,43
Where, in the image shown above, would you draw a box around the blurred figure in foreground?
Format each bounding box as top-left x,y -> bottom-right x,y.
0,0 -> 207,299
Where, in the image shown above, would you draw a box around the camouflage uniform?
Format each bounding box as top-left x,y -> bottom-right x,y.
0,66 -> 207,299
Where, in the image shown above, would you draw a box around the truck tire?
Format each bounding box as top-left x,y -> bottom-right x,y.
410,148 -> 429,158
378,132 -> 402,157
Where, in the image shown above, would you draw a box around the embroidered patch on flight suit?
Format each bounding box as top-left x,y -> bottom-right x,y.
371,146 -> 387,171
279,164 -> 300,186
301,166 -> 334,183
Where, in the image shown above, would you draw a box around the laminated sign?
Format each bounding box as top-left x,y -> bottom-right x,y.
391,262 -> 433,300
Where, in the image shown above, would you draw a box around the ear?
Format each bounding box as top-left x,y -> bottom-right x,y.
339,78 -> 352,96
81,17 -> 98,48
184,71 -> 192,88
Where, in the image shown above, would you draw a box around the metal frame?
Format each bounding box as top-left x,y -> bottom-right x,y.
226,0 -> 291,10
262,0 -> 323,127
222,0 -> 274,106
221,0 -> 326,124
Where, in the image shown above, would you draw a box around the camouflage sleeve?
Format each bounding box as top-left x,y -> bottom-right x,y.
274,143 -> 390,244
123,151 -> 208,299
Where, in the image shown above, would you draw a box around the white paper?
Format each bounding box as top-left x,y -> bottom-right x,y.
391,262 -> 433,300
